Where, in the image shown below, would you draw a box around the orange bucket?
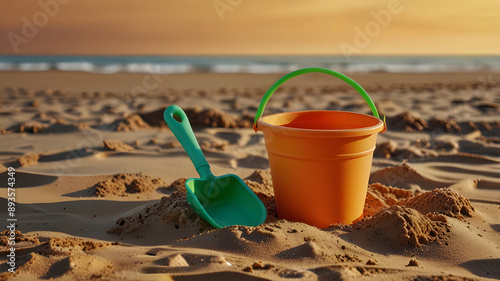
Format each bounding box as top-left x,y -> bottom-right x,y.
253,68 -> 386,228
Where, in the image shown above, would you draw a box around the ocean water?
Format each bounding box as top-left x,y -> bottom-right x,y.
0,55 -> 499,74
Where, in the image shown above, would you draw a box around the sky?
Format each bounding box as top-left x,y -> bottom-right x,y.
1,0 -> 500,55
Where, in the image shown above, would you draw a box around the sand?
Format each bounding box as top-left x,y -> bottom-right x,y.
0,71 -> 499,280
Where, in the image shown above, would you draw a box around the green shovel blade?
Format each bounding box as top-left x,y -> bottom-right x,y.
164,105 -> 267,229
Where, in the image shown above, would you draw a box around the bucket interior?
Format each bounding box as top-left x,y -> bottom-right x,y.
261,111 -> 381,130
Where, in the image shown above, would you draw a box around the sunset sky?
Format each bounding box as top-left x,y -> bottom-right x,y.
1,0 -> 499,55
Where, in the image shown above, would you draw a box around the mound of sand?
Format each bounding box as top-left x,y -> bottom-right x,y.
386,112 -> 429,131
276,241 -> 323,260
106,169 -> 471,252
113,114 -> 151,131
42,237 -> 112,255
355,205 -> 449,248
374,141 -> 439,160
0,230 -> 40,247
94,173 -> 164,197
243,170 -> 277,221
102,139 -> 135,152
374,140 -> 398,159
386,112 -> 494,136
244,170 -> 274,195
17,153 -> 40,167
157,253 -> 190,267
108,178 -> 214,237
182,107 -> 240,128
353,186 -> 474,249
398,188 -> 475,219
137,109 -> 168,128
364,183 -> 414,217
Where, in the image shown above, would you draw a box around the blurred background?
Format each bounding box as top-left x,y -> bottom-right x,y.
1,0 -> 500,73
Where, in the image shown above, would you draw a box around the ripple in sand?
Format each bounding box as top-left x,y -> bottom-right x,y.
44,253 -> 115,280
370,162 -> 447,190
352,185 -> 477,250
0,171 -> 58,188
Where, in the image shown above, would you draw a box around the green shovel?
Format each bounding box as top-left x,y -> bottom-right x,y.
163,105 -> 267,229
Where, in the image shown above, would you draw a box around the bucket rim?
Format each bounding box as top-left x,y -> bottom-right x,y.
257,110 -> 385,138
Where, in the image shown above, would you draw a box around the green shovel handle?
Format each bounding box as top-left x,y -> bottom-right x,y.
253,67 -> 382,130
164,105 -> 211,178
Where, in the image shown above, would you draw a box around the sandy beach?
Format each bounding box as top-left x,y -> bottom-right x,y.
0,70 -> 499,280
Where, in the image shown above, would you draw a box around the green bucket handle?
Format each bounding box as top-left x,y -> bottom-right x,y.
253,67 -> 385,131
